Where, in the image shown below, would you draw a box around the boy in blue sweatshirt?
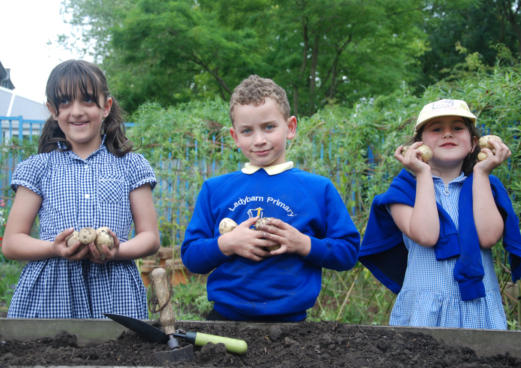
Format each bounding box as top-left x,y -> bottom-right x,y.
181,75 -> 360,322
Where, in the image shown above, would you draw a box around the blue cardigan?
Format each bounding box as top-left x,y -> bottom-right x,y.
360,169 -> 521,301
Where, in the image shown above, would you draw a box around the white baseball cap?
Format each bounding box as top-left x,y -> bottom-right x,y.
416,99 -> 477,132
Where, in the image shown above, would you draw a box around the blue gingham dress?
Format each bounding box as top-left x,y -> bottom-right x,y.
390,173 -> 507,329
7,143 -> 156,319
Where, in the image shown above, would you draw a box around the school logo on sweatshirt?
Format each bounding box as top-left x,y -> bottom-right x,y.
247,207 -> 264,218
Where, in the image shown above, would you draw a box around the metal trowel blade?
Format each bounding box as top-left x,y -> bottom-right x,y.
153,345 -> 194,363
104,313 -> 168,344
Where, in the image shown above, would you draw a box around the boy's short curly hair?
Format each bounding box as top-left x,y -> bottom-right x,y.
229,75 -> 291,123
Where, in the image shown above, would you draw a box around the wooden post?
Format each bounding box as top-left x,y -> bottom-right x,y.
158,246 -> 173,268
150,267 -> 175,335
139,259 -> 157,287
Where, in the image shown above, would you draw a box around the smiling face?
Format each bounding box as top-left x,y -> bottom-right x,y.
230,97 -> 296,167
45,60 -> 114,158
47,90 -> 112,157
420,115 -> 476,171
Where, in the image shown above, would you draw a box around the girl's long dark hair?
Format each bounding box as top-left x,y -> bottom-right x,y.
39,60 -> 132,156
413,118 -> 481,176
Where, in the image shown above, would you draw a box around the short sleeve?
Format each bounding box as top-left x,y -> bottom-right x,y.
125,152 -> 157,191
10,154 -> 48,196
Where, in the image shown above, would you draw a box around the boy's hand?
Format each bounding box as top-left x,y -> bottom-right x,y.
218,216 -> 277,261
88,229 -> 120,264
255,218 -> 311,257
53,228 -> 90,261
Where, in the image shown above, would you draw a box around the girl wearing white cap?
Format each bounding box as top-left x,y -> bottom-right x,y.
359,99 -> 521,329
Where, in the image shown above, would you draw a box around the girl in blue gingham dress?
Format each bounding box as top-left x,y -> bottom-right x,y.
360,99 -> 519,329
390,174 -> 507,328
2,60 -> 160,318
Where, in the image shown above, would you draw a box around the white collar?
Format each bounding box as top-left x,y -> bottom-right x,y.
241,161 -> 294,175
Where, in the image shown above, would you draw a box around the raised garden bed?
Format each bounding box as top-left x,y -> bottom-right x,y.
1,318 -> 521,367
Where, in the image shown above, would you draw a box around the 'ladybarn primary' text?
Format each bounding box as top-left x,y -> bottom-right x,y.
228,196 -> 296,217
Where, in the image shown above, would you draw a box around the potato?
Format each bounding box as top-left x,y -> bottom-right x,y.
417,145 -> 433,162
95,227 -> 114,250
219,218 -> 238,234
478,135 -> 503,161
65,231 -> 81,247
479,134 -> 502,149
477,152 -> 488,161
254,217 -> 280,251
401,144 -> 433,162
78,227 -> 96,245
254,217 -> 274,230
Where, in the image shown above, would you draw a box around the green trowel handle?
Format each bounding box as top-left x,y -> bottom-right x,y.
176,331 -> 248,354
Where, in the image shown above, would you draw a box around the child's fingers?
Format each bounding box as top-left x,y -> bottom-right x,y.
88,243 -> 103,261
478,142 -> 510,168
56,228 -> 75,243
106,229 -> 120,248
239,245 -> 268,261
258,231 -> 280,247
269,244 -> 287,256
67,245 -> 90,261
256,217 -> 283,231
395,145 -> 405,157
239,216 -> 259,228
490,140 -> 511,160
53,228 -> 78,258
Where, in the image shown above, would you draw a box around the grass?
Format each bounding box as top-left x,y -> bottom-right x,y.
170,275 -> 213,320
149,273 -> 212,321
0,257 -> 23,316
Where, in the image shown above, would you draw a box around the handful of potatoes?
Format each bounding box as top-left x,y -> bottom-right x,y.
218,217 -> 281,251
401,144 -> 433,162
66,227 -> 115,256
477,135 -> 503,161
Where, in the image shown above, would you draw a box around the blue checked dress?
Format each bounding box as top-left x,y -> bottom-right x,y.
389,174 -> 507,329
7,142 -> 156,319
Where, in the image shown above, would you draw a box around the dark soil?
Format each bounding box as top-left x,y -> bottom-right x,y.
1,321 -> 520,367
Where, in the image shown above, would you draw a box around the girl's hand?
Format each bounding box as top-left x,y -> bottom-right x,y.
88,229 -> 120,263
218,216 -> 277,261
53,228 -> 90,261
255,218 -> 311,257
474,139 -> 511,175
394,142 -> 431,175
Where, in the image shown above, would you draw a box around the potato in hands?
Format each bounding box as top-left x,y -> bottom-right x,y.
219,218 -> 238,234
65,226 -> 114,250
401,144 -> 433,162
79,227 -> 97,245
65,231 -> 81,247
218,217 -> 281,251
254,217 -> 280,251
95,227 -> 115,250
477,135 -> 503,161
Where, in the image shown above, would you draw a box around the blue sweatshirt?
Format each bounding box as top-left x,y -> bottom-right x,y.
181,167 -> 360,321
360,169 -> 521,300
